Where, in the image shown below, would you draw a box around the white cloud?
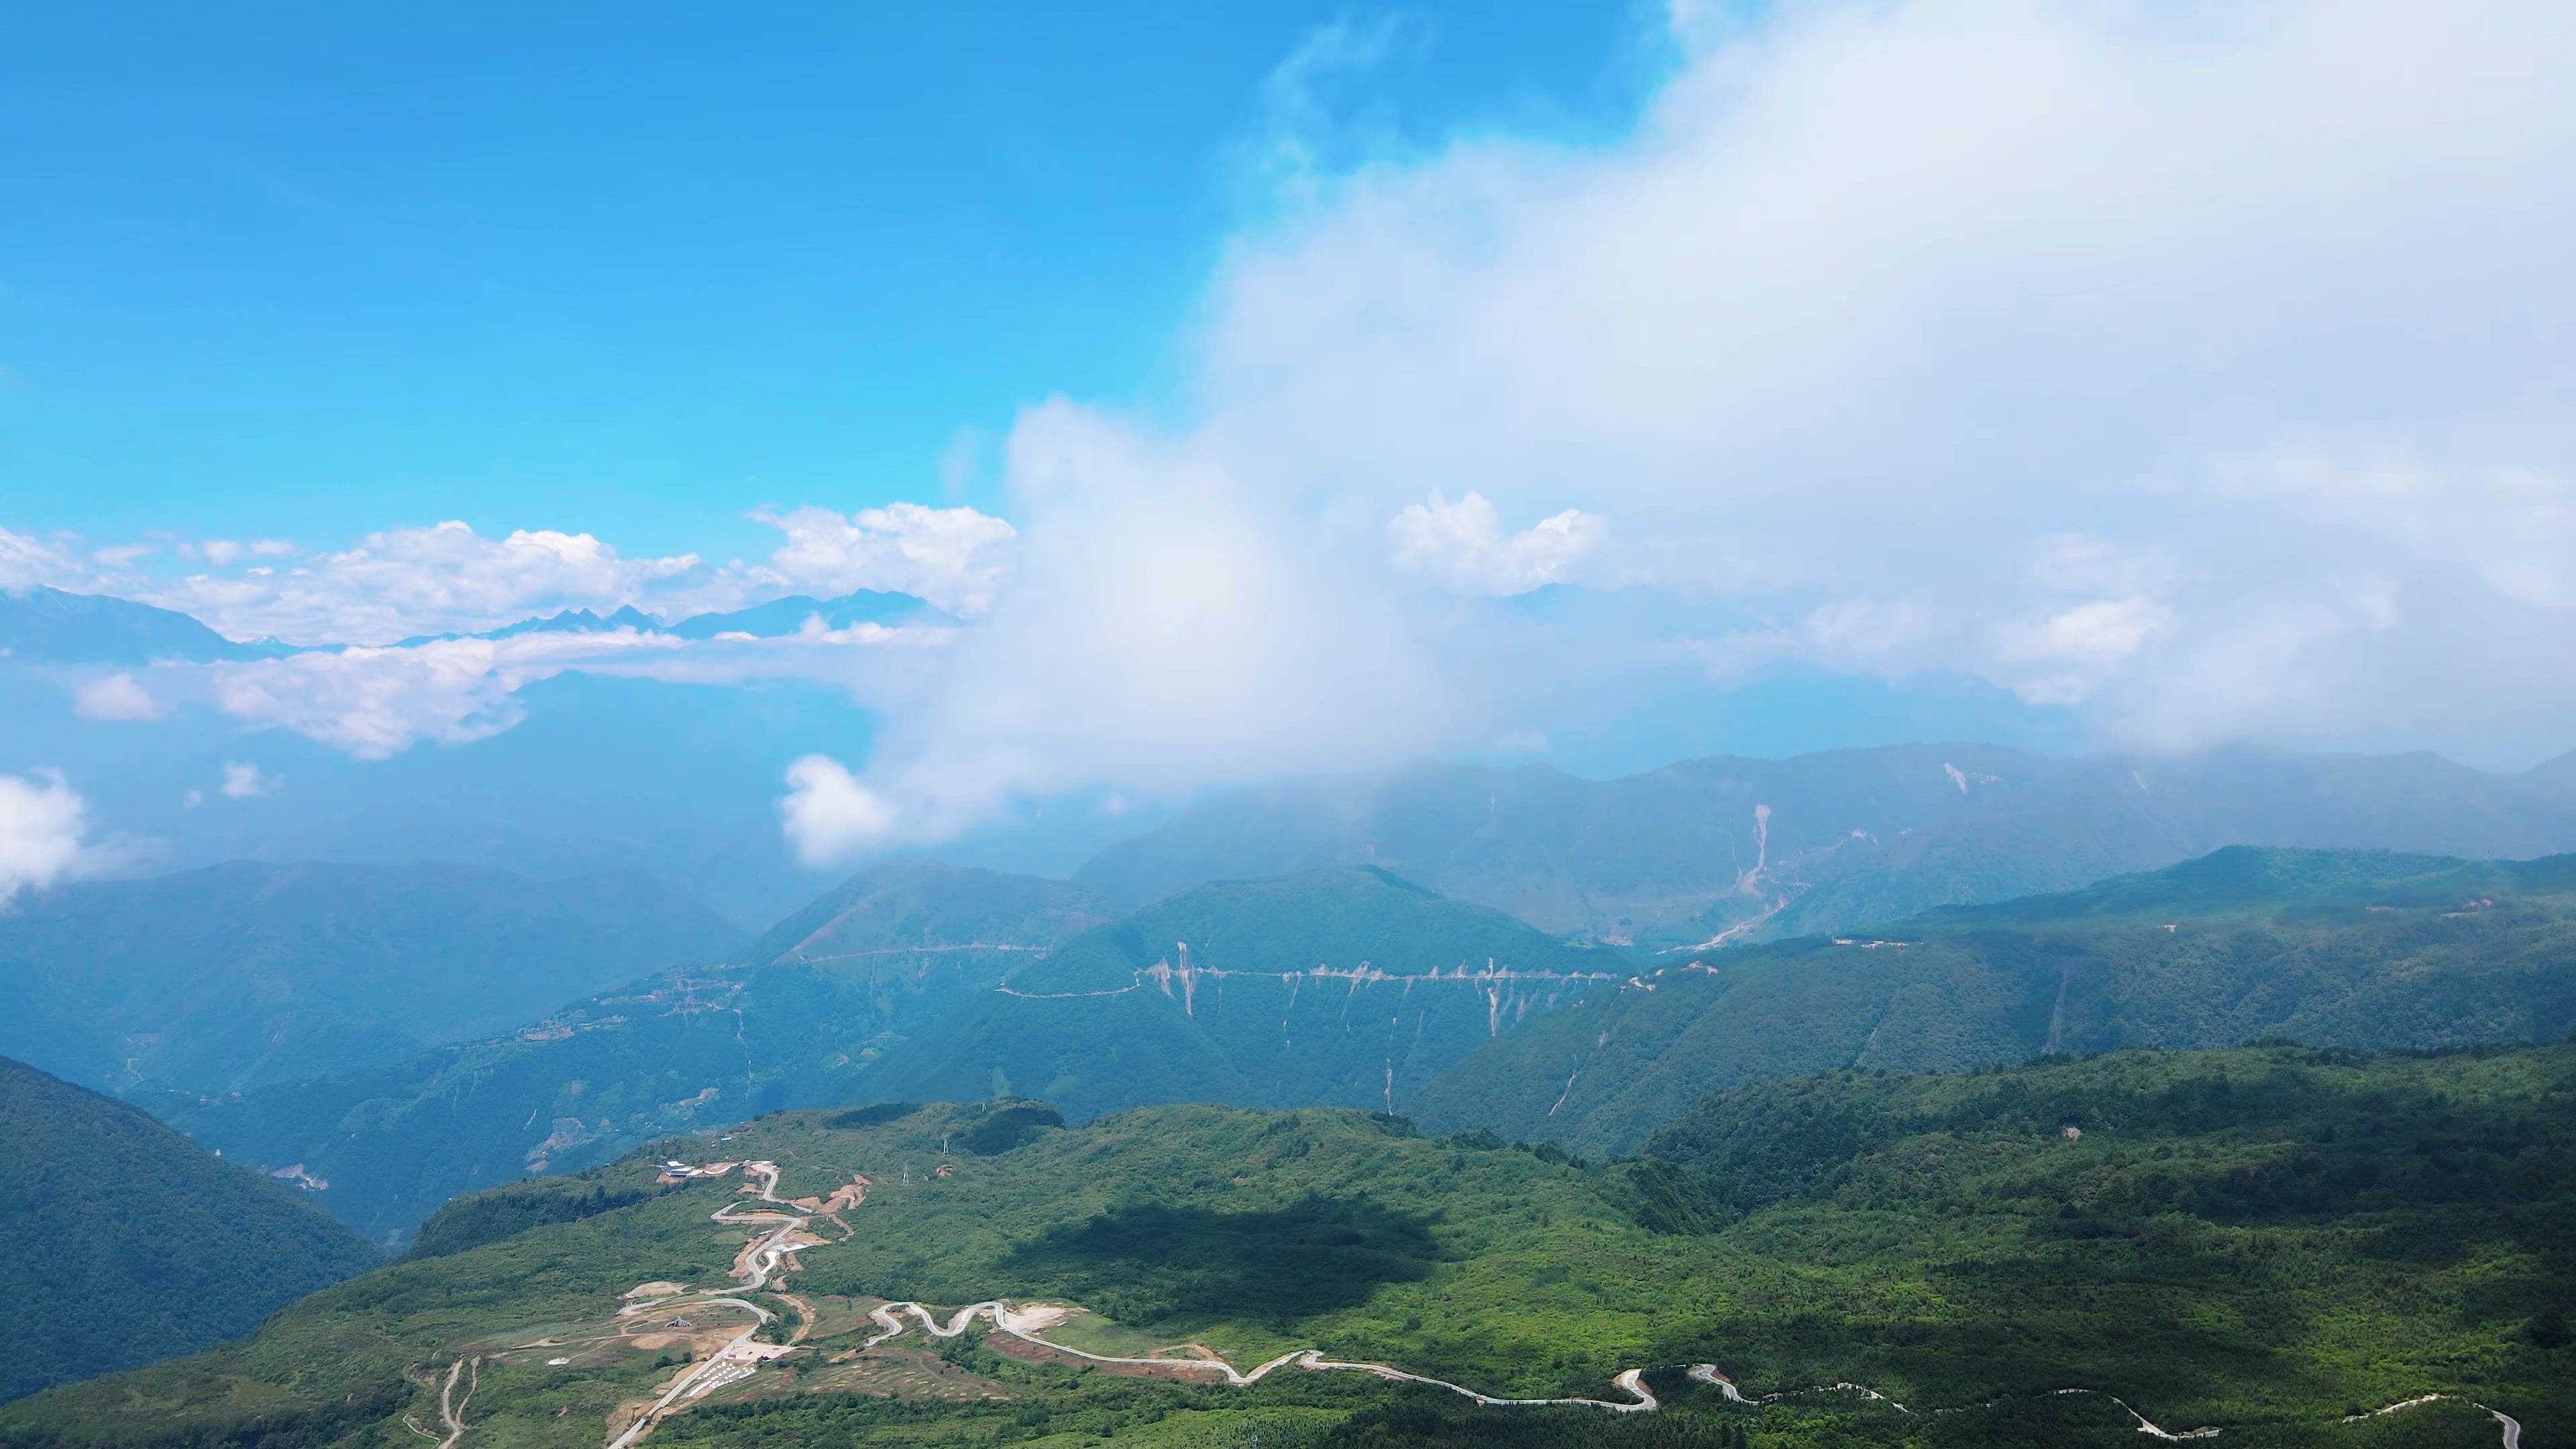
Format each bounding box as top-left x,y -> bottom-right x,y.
0,527 -> 78,593
1388,491 -> 1605,594
143,521 -> 704,646
72,672 -> 166,721
1159,0 -> 2576,755
207,629 -> 686,758
0,771 -> 98,906
219,761 -> 278,799
780,755 -> 900,865
17,0 -> 2576,849
775,400 -> 1453,852
86,506 -> 1016,650
1998,596 -> 2181,705
751,502 -> 1016,616
773,0 -> 2576,848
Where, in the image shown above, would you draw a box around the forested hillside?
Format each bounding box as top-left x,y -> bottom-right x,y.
13,1042 -> 2568,1446
170,861 -> 1107,1242
0,860 -> 743,1097
1074,745 -> 2576,947
174,847 -> 2576,1246
0,1056 -> 380,1403
1411,847 -> 2576,1154
849,865 -> 1631,1124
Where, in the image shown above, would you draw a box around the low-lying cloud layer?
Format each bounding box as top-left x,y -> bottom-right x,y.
13,0 -> 2576,867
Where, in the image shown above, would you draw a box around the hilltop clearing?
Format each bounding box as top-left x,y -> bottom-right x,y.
0,1055 -> 380,1403
11,1043 -> 2570,1446
1411,847 -> 2576,1154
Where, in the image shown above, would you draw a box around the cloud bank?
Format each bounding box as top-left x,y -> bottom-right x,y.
779,0 -> 2576,856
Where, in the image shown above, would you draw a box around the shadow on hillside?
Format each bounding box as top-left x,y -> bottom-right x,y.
1001,1193 -> 1439,1330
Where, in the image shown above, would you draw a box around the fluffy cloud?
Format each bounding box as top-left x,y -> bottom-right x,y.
780,0 -> 2576,850
1189,0 -> 2576,749
0,527 -> 79,593
179,539 -> 295,566
19,0 -> 2576,858
779,756 -> 899,865
146,522 -> 704,646
1388,492 -> 1605,594
72,672 -> 166,721
207,629 -> 687,757
195,621 -> 952,759
751,502 -> 1016,616
219,761 -> 278,799
80,507 -> 1014,647
0,771 -> 97,906
782,401 -> 1450,858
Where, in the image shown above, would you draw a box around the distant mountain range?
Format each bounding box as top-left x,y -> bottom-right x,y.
0,582 -> 954,661
1075,743 -> 2576,945
0,586 -> 290,663
0,861 -> 743,1097
166,842 -> 2576,1243
0,1055 -> 380,1403
392,586 -> 956,646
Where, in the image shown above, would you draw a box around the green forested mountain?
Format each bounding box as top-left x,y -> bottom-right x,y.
1073,745 -> 2576,947
172,847 -> 2576,1248
736,857 -> 1108,966
0,860 -> 744,1097
847,865 -> 1633,1124
12,1042 -> 2568,1447
1409,847 -> 2576,1155
169,861 -> 1108,1242
0,1056 -> 380,1404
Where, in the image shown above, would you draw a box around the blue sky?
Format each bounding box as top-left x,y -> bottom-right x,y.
7,0 -> 2576,877
0,2 -> 1657,560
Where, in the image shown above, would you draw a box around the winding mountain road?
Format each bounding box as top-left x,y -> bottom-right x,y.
572,1157 -> 2528,1448
1686,1366 -> 2524,1446
855,1299 -> 1656,1411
